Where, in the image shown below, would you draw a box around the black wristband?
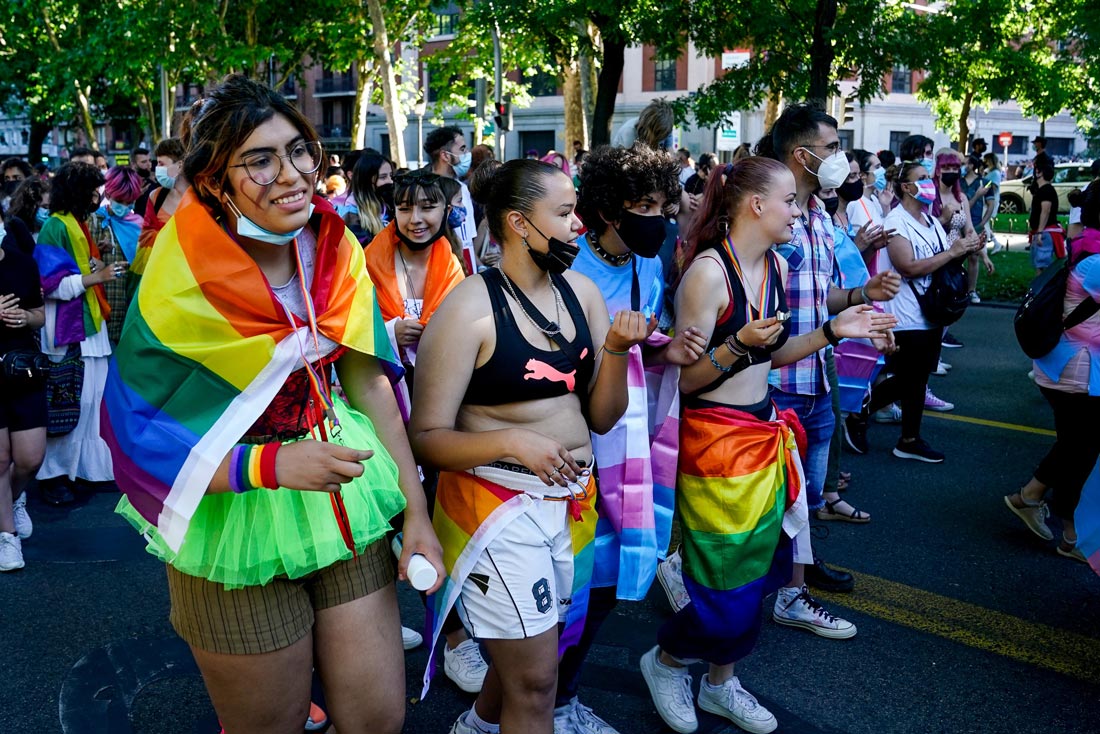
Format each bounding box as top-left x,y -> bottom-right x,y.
846,288 -> 856,307
822,319 -> 842,347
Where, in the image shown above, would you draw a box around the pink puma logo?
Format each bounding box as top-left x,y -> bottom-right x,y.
523,349 -> 588,392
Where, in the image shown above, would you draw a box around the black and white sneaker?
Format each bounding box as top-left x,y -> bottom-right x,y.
842,413 -> 868,455
892,438 -> 945,464
941,332 -> 963,348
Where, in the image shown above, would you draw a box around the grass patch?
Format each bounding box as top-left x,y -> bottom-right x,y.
979,251 -> 1035,302
992,212 -> 1068,234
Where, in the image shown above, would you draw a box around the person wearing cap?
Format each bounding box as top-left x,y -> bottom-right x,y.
970,138 -> 988,158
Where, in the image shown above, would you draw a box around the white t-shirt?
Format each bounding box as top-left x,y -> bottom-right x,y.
457,181 -> 477,272
679,166 -> 694,185
1070,207 -> 1082,226
882,205 -> 951,332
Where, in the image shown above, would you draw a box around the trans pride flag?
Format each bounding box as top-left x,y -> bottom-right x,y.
422,469 -> 597,698
101,193 -> 397,552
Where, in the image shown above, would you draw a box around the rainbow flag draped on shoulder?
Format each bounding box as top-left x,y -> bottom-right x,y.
101,194 -> 398,552
590,332 -> 679,600
422,468 -> 597,698
34,212 -> 111,345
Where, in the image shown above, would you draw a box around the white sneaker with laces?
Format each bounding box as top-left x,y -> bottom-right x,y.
1003,495 -> 1054,541
401,625 -> 423,650
656,548 -> 690,612
449,712 -> 479,734
640,646 -> 697,733
554,702 -> 577,734
772,586 -> 857,639
570,698 -> 620,734
697,674 -> 777,734
873,404 -> 902,424
13,492 -> 32,540
0,531 -> 24,571
444,638 -> 489,693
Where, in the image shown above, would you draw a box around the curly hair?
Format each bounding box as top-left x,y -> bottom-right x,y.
9,178 -> 49,231
49,162 -> 105,218
576,144 -> 682,238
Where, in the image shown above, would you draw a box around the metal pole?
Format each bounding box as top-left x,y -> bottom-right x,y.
492,14 -> 503,160
160,65 -> 170,140
418,112 -> 424,168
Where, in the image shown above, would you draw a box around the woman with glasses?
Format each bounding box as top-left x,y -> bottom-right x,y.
33,162 -> 121,506
102,74 -> 443,734
410,158 -> 649,733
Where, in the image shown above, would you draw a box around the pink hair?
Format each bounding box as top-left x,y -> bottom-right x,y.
540,152 -> 571,177
104,166 -> 143,204
931,150 -> 963,218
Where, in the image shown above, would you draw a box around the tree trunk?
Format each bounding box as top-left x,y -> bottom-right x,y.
76,83 -> 97,148
562,55 -> 586,152
764,89 -> 782,131
590,35 -> 626,147
959,90 -> 973,153
807,0 -> 838,107
579,26 -> 598,141
366,0 -> 407,167
28,118 -> 51,164
352,57 -> 374,150
141,93 -> 160,145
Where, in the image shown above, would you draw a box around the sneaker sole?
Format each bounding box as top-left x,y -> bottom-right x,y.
1057,546 -> 1088,563
697,696 -> 777,734
940,342 -> 963,349
640,651 -> 698,734
771,613 -> 857,639
0,560 -> 25,571
841,423 -> 867,455
1003,496 -> 1054,541
873,414 -> 901,424
444,667 -> 486,694
892,447 -> 945,463
924,403 -> 954,412
655,565 -> 689,613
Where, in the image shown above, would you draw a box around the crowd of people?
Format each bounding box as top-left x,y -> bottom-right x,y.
0,77 -> 1097,734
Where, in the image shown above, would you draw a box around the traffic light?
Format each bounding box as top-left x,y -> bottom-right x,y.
493,100 -> 512,132
842,95 -> 856,126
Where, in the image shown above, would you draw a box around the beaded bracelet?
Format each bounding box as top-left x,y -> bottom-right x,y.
228,442 -> 281,493
707,346 -> 733,373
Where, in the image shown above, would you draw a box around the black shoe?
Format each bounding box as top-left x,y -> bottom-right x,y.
892,438 -> 945,464
842,413 -> 868,455
40,480 -> 76,506
805,554 -> 855,593
940,332 -> 963,348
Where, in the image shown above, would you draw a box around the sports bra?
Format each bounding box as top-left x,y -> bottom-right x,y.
463,268 -> 595,406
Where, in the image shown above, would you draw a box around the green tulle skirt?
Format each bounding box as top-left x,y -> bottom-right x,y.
117,399 -> 407,590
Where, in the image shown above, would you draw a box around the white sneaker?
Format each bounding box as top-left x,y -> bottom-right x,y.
444,638 -> 489,693
924,387 -> 954,412
448,711 -> 479,734
401,625 -> 423,650
1003,495 -> 1054,541
554,702 -> 577,734
772,586 -> 857,639
13,492 -> 32,539
697,674 -> 778,734
656,548 -> 690,612
640,646 -> 697,733
570,698 -> 620,734
0,531 -> 24,571
873,403 -> 902,424
932,360 -> 952,376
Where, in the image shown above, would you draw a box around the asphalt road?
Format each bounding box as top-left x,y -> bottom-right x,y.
5,305 -> 1099,734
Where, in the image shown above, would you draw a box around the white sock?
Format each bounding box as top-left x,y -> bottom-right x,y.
467,706 -> 500,734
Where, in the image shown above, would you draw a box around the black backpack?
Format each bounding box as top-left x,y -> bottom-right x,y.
1014,254 -> 1100,359
905,215 -> 971,327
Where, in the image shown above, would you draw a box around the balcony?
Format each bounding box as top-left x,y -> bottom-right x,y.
317,124 -> 352,140
280,80 -> 297,98
315,76 -> 356,96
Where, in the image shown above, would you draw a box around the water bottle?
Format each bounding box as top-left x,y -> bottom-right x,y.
391,532 -> 439,591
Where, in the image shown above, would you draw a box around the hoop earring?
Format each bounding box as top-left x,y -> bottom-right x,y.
718,216 -> 730,234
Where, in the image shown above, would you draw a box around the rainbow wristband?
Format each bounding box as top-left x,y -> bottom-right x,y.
228,443 -> 282,493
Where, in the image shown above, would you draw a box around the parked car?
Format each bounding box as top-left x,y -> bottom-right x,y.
999,162 -> 1096,215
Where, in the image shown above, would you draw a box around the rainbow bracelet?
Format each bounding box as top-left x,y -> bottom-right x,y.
228,443 -> 281,493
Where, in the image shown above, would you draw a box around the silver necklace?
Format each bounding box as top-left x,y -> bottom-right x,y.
396,247 -> 423,319
497,266 -> 563,337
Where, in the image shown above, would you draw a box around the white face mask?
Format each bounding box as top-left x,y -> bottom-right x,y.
224,196 -> 315,246
803,149 -> 849,189
155,165 -> 176,190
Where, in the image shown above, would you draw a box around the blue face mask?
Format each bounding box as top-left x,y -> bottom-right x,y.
108,201 -> 132,218
873,168 -> 887,192
447,204 -> 466,230
225,196 -> 315,246
920,158 -> 935,175
36,208 -> 49,226
449,150 -> 472,178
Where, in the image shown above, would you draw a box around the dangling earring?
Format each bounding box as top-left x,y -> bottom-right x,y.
718,216 -> 730,234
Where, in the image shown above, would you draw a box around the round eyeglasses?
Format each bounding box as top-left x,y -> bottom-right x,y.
230,140 -> 324,186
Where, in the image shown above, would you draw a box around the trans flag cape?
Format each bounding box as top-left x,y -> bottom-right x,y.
832,221 -> 884,414
101,193 -> 398,552
663,404 -> 810,663
1075,459 -> 1100,576
590,331 -> 679,600
34,212 -> 111,346
100,207 -> 144,262
422,468 -> 597,698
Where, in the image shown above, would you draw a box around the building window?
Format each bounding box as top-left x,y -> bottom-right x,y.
654,59 -> 678,92
891,66 -> 911,94
433,12 -> 459,37
527,70 -> 559,97
837,130 -> 854,151
1044,137 -> 1075,157
889,131 -> 910,155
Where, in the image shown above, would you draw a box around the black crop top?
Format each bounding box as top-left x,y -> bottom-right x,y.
463,268 -> 596,406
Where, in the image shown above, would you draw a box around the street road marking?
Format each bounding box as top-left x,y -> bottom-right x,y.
925,412 -> 1056,437
816,570 -> 1100,684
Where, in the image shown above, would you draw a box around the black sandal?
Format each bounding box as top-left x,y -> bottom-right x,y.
815,498 -> 871,523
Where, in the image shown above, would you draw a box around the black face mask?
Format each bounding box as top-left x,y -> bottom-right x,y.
523,216 -> 579,273
394,212 -> 448,252
376,183 -> 395,211
614,209 -> 667,258
837,179 -> 864,203
822,196 -> 840,216
2,180 -> 20,196
940,172 -> 960,187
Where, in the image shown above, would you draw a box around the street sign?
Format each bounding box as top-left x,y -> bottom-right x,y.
998,132 -> 1013,148
715,112 -> 742,152
721,50 -> 750,70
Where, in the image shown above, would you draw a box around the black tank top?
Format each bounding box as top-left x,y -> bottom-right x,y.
464,268 -> 596,406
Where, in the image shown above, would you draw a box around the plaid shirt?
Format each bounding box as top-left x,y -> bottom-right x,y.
769,195 -> 834,396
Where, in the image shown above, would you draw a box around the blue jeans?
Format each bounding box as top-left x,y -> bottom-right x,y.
771,387 -> 835,512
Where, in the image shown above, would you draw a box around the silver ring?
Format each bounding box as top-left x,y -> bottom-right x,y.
550,468 -> 562,477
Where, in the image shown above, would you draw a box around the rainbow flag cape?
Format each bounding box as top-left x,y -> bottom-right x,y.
670,405 -> 810,662
34,212 -> 110,346
1075,459 -> 1100,576
101,193 -> 398,552
591,332 -> 679,600
422,468 -> 597,698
